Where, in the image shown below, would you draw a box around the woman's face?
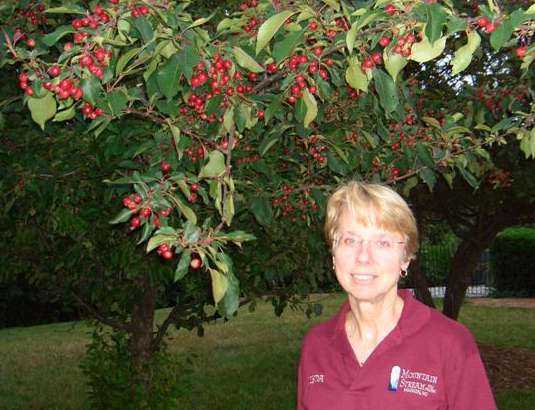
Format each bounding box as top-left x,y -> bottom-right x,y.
332,209 -> 409,304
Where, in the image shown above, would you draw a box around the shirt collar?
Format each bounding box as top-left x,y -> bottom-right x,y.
329,289 -> 431,353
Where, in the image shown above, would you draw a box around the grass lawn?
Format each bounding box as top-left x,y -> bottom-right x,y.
0,294 -> 533,409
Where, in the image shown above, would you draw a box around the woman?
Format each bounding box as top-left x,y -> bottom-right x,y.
297,181 -> 496,409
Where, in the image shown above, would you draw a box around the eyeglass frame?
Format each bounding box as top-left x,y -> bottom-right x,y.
333,232 -> 406,253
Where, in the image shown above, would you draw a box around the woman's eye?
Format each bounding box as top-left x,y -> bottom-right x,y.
376,240 -> 391,248
343,237 -> 355,246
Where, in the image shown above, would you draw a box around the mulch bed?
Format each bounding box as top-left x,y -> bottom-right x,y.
481,344 -> 535,391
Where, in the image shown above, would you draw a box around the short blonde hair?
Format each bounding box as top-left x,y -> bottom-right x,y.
325,181 -> 419,258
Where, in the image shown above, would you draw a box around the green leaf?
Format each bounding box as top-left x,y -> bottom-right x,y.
519,128 -> 535,159
146,233 -> 176,253
175,199 -> 197,224
218,231 -> 256,243
52,105 -> 76,122
223,107 -> 234,132
199,150 -> 226,179
132,16 -> 154,44
451,31 -> 480,75
420,167 -> 437,191
457,166 -> 479,189
178,45 -> 200,83
384,52 -> 407,82
185,11 -> 216,30
373,69 -> 399,114
27,93 -> 57,130
322,0 -> 340,11
45,6 -> 86,14
416,142 -> 435,169
42,25 -> 75,46
116,47 -> 142,76
302,88 -> 317,128
345,57 -> 368,92
156,53 -> 182,100
175,250 -> 191,281
409,35 -> 447,63
233,47 -> 265,73
326,150 -> 347,176
217,270 -> 239,317
249,197 -> 273,226
209,269 -> 228,304
490,20 -> 512,51
346,22 -> 358,54
109,208 -> 136,224
80,76 -> 101,106
106,89 -> 128,116
425,3 -> 447,44
256,10 -> 297,55
184,221 -> 201,244
259,133 -> 280,156
223,193 -> 235,226
272,29 -> 305,63
137,221 -> 153,245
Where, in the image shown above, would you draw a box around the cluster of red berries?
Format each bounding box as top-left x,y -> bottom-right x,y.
244,16 -> 260,33
188,182 -> 200,203
157,244 -> 174,260
16,1 -> 47,26
18,72 -> 35,96
184,146 -> 206,163
303,135 -> 327,164
334,17 -> 350,31
74,47 -> 111,79
271,186 -> 319,220
81,103 -> 104,119
43,78 -> 84,100
476,16 -> 498,33
236,144 -> 261,166
131,5 -> 151,18
361,51 -> 383,70
122,192 -> 172,230
347,86 -> 360,99
71,6 -> 110,31
239,0 -> 258,11
287,74 -> 317,103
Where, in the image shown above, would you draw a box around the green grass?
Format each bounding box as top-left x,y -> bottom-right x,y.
0,294 -> 533,409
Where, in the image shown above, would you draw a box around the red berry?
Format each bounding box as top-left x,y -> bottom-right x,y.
384,4 -> 396,15
362,58 -> 375,70
162,250 -> 173,260
371,52 -> 382,64
63,42 -> 74,52
477,17 -> 489,28
161,161 -> 171,173
191,182 -> 199,191
130,217 -> 141,229
19,72 -> 29,83
48,65 -> 61,77
309,21 -> 318,31
26,38 -> 36,48
516,47 -> 527,58
24,87 -> 34,96
256,110 -> 265,119
140,207 -> 152,218
379,36 -> 391,47
190,258 -> 202,269
133,194 -> 142,204
485,22 -> 497,33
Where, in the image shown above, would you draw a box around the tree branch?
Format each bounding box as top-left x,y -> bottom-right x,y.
71,291 -> 131,333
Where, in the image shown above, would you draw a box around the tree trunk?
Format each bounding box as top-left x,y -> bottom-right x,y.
410,253 -> 435,308
130,272 -> 156,395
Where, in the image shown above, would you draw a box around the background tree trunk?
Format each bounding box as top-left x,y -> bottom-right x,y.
410,254 -> 435,308
130,272 -> 156,393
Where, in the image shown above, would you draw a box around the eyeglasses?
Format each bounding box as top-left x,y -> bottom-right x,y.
335,234 -> 405,254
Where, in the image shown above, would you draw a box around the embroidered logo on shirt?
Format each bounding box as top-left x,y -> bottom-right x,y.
308,374 -> 325,384
388,365 -> 438,397
388,366 -> 401,391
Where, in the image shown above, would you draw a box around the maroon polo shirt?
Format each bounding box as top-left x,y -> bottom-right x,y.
297,290 -> 496,410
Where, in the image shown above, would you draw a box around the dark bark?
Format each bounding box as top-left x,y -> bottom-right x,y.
410,254 -> 435,308
130,272 -> 156,392
443,223 -> 500,319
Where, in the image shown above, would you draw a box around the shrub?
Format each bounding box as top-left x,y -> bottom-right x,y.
491,227 -> 535,297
